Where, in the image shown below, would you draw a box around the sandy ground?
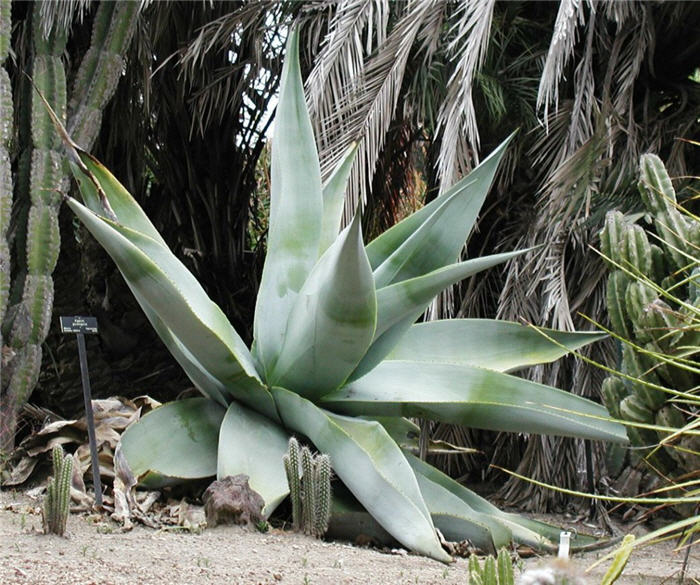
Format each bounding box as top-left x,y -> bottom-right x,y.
0,489 -> 697,585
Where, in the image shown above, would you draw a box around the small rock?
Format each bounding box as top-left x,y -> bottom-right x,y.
202,475 -> 265,528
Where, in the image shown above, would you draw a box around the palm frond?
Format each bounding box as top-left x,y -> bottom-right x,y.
435,0 -> 496,190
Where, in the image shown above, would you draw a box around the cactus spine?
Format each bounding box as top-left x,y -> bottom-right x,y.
601,154 -> 700,478
42,444 -> 73,536
283,438 -> 332,538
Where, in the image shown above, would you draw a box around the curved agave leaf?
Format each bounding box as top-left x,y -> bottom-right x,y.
323,361 -> 628,442
68,156 -> 167,246
131,287 -> 231,408
319,142 -> 358,255
405,454 -> 559,552
67,198 -> 279,421
269,213 -> 377,398
365,135 -> 513,272
374,250 -> 530,340
253,29 -> 323,379
119,398 -> 225,488
386,319 -> 607,372
410,462 -> 511,553
270,386 -> 451,562
218,402 -> 290,518
372,187 -> 467,288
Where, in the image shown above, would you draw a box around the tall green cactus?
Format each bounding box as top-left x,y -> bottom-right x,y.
283,438 -> 333,538
600,154 -> 700,478
0,0 -> 12,456
42,444 -> 73,536
0,2 -> 138,454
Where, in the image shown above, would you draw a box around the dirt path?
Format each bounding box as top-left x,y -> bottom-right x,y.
0,490 -> 696,584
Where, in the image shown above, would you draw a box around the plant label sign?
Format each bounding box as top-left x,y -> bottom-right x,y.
59,314 -> 103,507
59,316 -> 99,334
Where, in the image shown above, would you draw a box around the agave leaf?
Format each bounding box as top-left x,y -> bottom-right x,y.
365,135 -> 513,272
319,143 -> 358,255
386,319 -> 607,372
323,361 -> 628,442
119,398 -> 225,488
373,187 -> 467,288
67,198 -> 279,420
271,386 -> 451,562
270,213 -> 377,398
218,402 -> 290,518
68,157 -> 166,246
130,287 -> 231,408
374,249 -> 530,340
253,29 -> 323,379
410,461 -> 512,553
405,454 -> 559,551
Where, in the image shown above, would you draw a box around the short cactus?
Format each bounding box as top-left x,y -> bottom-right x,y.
600,153 -> 700,478
468,548 -> 514,585
283,438 -> 332,538
42,444 -> 73,536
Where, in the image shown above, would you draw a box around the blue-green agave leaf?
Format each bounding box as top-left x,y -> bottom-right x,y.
69,157 -> 167,246
218,402 -> 291,518
372,187 -> 467,288
119,398 -> 225,488
374,249 -> 529,341
386,319 -> 607,372
271,386 -> 451,562
365,135 -> 513,273
67,199 -> 279,420
130,287 -> 231,408
253,29 -> 323,379
319,143 -> 358,255
405,454 -> 559,552
409,461 -> 511,552
269,213 -> 377,398
323,361 -> 628,442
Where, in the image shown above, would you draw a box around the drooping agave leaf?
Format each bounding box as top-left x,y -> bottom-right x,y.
386,319 -> 607,372
374,249 -> 530,340
319,142 -> 358,255
405,454 -> 557,551
217,402 -> 290,518
69,156 -> 167,246
323,361 -> 628,442
269,213 -> 377,398
270,386 -> 451,562
67,198 -> 279,420
365,135 -> 513,273
119,398 -> 225,488
253,29 -> 323,379
410,463 -> 511,553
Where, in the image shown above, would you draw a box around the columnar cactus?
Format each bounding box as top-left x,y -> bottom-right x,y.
0,3 -> 138,453
42,444 -> 73,536
600,154 -> 700,476
283,438 -> 332,538
0,0 -> 12,456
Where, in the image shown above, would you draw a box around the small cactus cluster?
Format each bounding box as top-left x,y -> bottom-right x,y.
283,437 -> 332,538
468,548 -> 514,585
599,153 -> 699,476
42,444 -> 73,536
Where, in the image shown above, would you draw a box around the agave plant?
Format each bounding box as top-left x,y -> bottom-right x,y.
55,31 -> 625,561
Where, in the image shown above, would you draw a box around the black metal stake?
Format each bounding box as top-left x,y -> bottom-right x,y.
61,316 -> 102,509
76,331 -> 103,508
